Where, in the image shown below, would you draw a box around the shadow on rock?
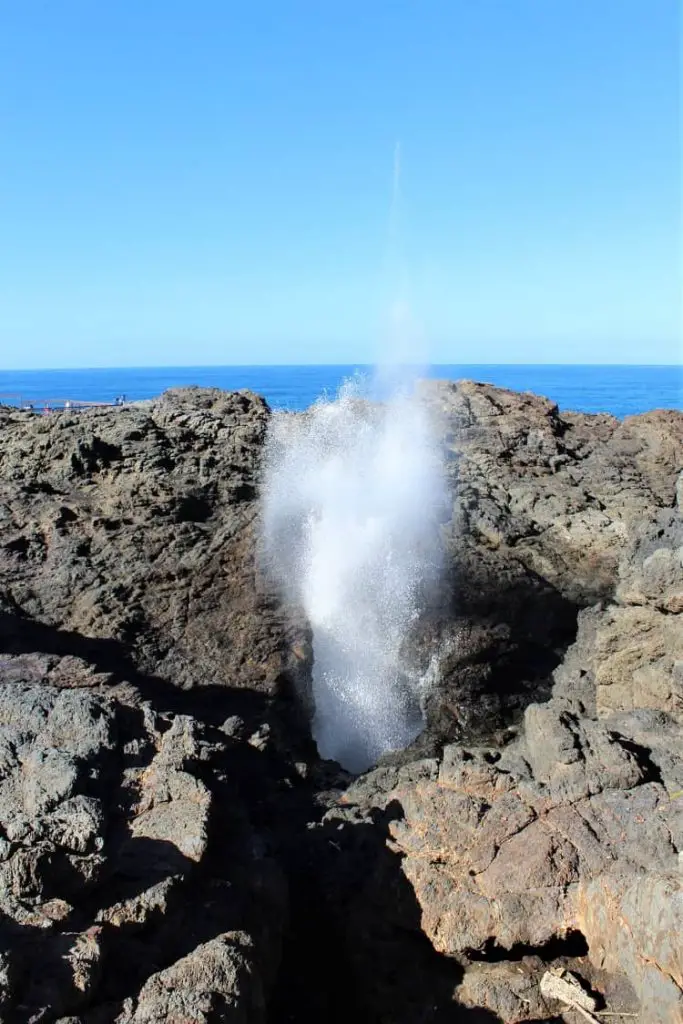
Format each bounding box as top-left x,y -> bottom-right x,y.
0,837 -> 203,1022
405,551 -> 584,755
270,797 -> 513,1024
0,609 -> 313,751
0,623 -> 305,1022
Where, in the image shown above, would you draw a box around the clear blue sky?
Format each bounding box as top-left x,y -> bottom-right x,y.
0,1 -> 680,369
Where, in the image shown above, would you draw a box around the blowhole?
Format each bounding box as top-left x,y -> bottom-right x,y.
262,378 -> 447,775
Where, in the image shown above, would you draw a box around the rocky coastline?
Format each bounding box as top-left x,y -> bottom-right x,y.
0,382 -> 681,1023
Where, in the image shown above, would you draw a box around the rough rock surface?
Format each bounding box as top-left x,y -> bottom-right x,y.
336,723 -> 681,1020
0,388 -> 309,698
1,381 -> 681,1023
329,437 -> 683,1022
411,381 -> 683,747
555,503 -> 683,723
0,668 -> 287,1023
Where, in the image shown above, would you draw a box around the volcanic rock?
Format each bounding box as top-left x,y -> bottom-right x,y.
411,381 -> 683,747
0,381 -> 682,1023
0,670 -> 286,1023
0,388 -> 309,698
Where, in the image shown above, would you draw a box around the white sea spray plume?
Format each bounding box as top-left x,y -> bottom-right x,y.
261,376 -> 445,772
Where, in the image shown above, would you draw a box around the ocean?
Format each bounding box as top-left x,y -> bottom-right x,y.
0,364 -> 680,419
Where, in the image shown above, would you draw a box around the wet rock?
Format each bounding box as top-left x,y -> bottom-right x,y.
337,489 -> 682,1022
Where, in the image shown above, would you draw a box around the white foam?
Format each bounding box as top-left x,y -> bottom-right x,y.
261,376 -> 445,772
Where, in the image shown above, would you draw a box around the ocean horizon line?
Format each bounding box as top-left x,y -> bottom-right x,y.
2,361 -> 681,374
1,364 -> 679,419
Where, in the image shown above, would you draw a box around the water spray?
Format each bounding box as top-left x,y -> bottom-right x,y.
260,147 -> 446,772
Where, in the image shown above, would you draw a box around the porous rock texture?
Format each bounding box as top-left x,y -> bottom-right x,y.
320,387 -> 683,1023
0,390 -> 300,1022
0,382 -> 681,1023
0,669 -> 287,1022
411,380 -> 683,748
0,388 -> 309,697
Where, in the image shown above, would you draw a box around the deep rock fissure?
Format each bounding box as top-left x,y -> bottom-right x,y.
296,588 -> 584,773
0,386 -> 680,1022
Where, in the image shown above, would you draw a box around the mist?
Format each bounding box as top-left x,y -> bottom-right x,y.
261,375 -> 445,772
260,142 -> 446,772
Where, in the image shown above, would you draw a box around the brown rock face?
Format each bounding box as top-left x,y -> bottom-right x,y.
296,382 -> 683,1023
403,381 -> 683,748
334,710 -> 682,1020
0,381 -> 681,1023
0,387 -> 309,698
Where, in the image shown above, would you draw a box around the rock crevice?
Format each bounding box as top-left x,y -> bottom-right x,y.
0,381 -> 680,1022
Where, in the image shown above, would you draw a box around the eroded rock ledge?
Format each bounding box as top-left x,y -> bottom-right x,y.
0,383 -> 681,1023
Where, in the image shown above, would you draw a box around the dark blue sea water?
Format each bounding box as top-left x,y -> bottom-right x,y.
0,365 -> 680,418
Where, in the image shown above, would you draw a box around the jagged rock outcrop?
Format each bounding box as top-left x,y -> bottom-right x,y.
337,726 -> 680,1019
0,388 -> 309,698
412,381 -> 683,747
0,666 -> 286,1022
1,382 -> 681,1023
424,383 -> 681,601
553,502 -> 683,722
329,456 -> 683,1023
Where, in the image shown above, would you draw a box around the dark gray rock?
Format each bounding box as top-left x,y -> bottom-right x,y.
122,930 -> 266,1023
410,382 -> 683,747
0,673 -> 286,1023
1,382 -> 682,1023
0,388 -> 309,699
